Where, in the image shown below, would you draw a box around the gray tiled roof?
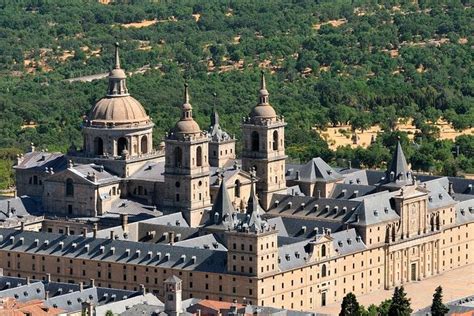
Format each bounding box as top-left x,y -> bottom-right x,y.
0,228 -> 227,273
346,191 -> 400,226
422,179 -> 456,210
0,281 -> 45,302
383,142 -> 412,186
209,180 -> 237,229
298,158 -> 343,182
268,194 -> 360,223
68,164 -> 119,184
173,234 -> 227,251
208,111 -> 231,142
14,151 -> 67,171
95,293 -> 163,315
455,199 -> 474,224
329,183 -> 376,200
331,229 -> 366,256
129,161 -> 165,182
0,196 -> 42,221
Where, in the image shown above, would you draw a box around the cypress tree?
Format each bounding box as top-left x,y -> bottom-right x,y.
340,292 -> 361,316
388,286 -> 412,316
431,286 -> 449,316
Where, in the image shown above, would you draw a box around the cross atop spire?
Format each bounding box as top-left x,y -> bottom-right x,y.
114,42 -> 121,69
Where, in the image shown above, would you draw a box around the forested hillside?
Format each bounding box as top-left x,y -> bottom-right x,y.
0,0 -> 473,189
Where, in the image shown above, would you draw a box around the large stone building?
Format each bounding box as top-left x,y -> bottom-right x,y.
2,45 -> 474,312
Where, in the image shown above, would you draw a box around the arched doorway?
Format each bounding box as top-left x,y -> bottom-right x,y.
94,137 -> 104,156
117,137 -> 128,156
141,136 -> 148,154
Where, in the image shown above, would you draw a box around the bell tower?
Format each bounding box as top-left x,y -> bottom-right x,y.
163,84 -> 211,227
241,72 -> 287,209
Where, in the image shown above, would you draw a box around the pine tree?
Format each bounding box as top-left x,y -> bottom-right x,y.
431,286 -> 449,316
388,286 -> 412,316
340,292 -> 361,316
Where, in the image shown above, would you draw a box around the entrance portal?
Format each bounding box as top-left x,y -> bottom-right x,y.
411,263 -> 417,281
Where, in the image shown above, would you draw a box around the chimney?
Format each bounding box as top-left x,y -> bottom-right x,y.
20,221 -> 25,231
448,182 -> 454,196
7,201 -> 11,218
45,291 -> 49,300
121,214 -> 128,233
46,273 -> 51,283
169,231 -> 175,245
140,284 -> 146,295
110,230 -> 115,240
65,226 -> 70,236
26,276 -> 30,284
82,227 -> 88,238
317,190 -> 321,198
295,170 -> 300,180
90,279 -> 95,288
79,282 -> 84,291
92,224 -> 98,238
348,160 -> 352,169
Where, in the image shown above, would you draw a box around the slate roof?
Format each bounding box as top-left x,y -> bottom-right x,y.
275,217 -> 343,238
329,183 -> 376,200
173,234 -> 227,251
208,111 -> 232,142
209,165 -> 252,188
383,142 -> 412,186
268,194 -> 360,223
118,303 -> 164,316
68,163 -> 119,185
14,151 -> 67,172
242,184 -> 269,233
0,281 -> 45,302
110,199 -> 162,217
331,229 -> 366,256
137,223 -> 200,244
455,199 -> 474,225
298,158 -> 343,182
278,239 -> 310,271
95,293 -> 163,316
346,191 -> 400,226
0,196 -> 42,221
422,178 -> 456,210
129,161 -> 165,182
209,180 -> 238,229
0,228 -> 227,273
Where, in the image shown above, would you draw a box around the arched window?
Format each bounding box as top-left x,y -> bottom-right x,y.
251,131 -> 259,152
66,178 -> 74,197
117,137 -> 128,156
321,244 -> 326,257
273,131 -> 279,150
196,146 -> 202,167
321,264 -> 327,278
235,180 -> 241,198
141,136 -> 148,154
174,147 -> 183,167
94,137 -> 104,156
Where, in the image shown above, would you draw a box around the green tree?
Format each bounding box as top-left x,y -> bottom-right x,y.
431,286 -> 449,316
388,286 -> 412,316
340,292 -> 361,316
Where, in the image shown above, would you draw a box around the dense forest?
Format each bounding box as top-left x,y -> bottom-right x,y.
0,0 -> 473,189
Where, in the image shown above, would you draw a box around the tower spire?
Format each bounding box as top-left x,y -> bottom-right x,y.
107,42 -> 128,97
180,83 -> 193,121
385,140 -> 412,184
114,42 -> 121,69
258,70 -> 269,105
